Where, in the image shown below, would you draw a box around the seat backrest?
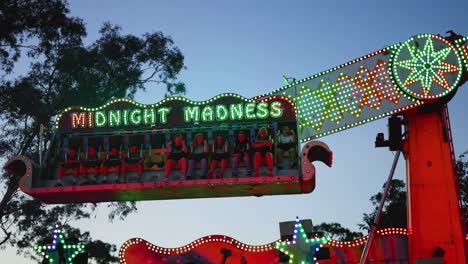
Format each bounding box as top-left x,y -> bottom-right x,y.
107,135 -> 123,158
63,136 -> 82,161
150,134 -> 164,147
127,135 -> 144,158
86,136 -> 102,159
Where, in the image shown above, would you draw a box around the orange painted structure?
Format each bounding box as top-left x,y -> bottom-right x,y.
404,105 -> 467,262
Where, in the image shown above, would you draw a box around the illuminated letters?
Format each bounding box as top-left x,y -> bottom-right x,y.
157,108 -> 170,124
184,106 -> 200,123
129,109 -> 142,125
201,106 -> 214,122
122,109 -> 129,126
71,112 -> 86,128
87,112 -> 94,128
109,110 -> 121,127
245,103 -> 256,119
270,101 -> 283,118
230,103 -> 243,120
68,98 -> 286,129
256,102 -> 269,119
95,111 -> 107,127
143,108 -> 156,124
216,105 -> 228,121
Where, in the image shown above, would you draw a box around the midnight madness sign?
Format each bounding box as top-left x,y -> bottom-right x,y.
55,94 -> 296,131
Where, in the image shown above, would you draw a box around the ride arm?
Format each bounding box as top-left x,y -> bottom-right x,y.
255,33 -> 468,143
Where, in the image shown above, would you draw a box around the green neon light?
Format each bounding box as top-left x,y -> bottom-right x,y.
390,34 -> 462,100
184,106 -> 200,123
201,106 -> 214,122
270,101 -> 283,118
63,99 -> 288,130
229,103 -> 243,120
245,102 -> 256,119
95,111 -> 106,127
256,102 -> 269,119
157,107 -> 170,124
122,109 -> 129,126
299,100 -> 424,143
143,108 -> 156,124
109,110 -> 121,127
455,36 -> 468,70
252,45 -> 399,100
216,105 -> 228,121
274,218 -> 330,264
297,81 -> 343,130
129,109 -> 142,125
293,58 -> 415,132
55,94 -> 257,129
35,225 -> 85,264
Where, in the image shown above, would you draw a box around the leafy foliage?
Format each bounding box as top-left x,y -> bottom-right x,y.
0,0 -> 86,73
0,0 -> 186,262
358,152 -> 468,233
359,179 -> 407,232
312,222 -> 363,241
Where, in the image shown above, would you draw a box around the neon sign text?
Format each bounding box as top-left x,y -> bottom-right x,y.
70,101 -> 283,129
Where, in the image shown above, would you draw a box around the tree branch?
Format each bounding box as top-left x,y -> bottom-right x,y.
0,44 -> 38,50
137,66 -> 161,83
0,224 -> 11,247
0,180 -> 19,247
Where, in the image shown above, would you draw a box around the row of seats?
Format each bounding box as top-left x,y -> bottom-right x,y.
55,127 -> 297,184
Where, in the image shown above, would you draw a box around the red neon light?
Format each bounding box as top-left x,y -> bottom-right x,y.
119,228 -> 413,264
71,112 -> 86,129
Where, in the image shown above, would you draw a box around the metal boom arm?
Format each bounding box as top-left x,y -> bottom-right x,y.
255,33 -> 468,143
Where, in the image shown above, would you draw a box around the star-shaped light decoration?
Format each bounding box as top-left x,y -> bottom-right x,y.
352,60 -> 401,109
391,34 -> 462,99
274,217 -> 330,264
297,80 -> 342,131
34,223 -> 85,264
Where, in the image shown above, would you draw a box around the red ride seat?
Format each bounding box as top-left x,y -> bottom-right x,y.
59,149 -> 81,180
101,147 -> 122,176
80,147 -> 101,177
122,145 -> 144,177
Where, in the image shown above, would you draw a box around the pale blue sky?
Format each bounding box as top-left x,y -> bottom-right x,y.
3,0 -> 468,262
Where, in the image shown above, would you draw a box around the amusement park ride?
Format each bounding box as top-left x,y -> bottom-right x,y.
4,32 -> 468,263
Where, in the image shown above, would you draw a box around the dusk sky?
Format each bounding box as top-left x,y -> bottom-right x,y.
3,0 -> 468,262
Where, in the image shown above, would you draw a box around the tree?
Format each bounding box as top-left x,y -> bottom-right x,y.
0,1 -> 186,262
359,179 -> 407,232
359,152 -> 468,233
0,0 -> 86,74
311,153 -> 468,241
312,222 -> 363,241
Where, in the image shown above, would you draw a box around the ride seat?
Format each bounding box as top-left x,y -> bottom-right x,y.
122,146 -> 143,176
80,146 -> 101,177
58,148 -> 81,180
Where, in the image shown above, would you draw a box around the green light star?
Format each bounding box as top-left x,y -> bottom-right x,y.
394,35 -> 460,96
297,80 -> 342,131
274,217 -> 330,264
34,224 -> 85,264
